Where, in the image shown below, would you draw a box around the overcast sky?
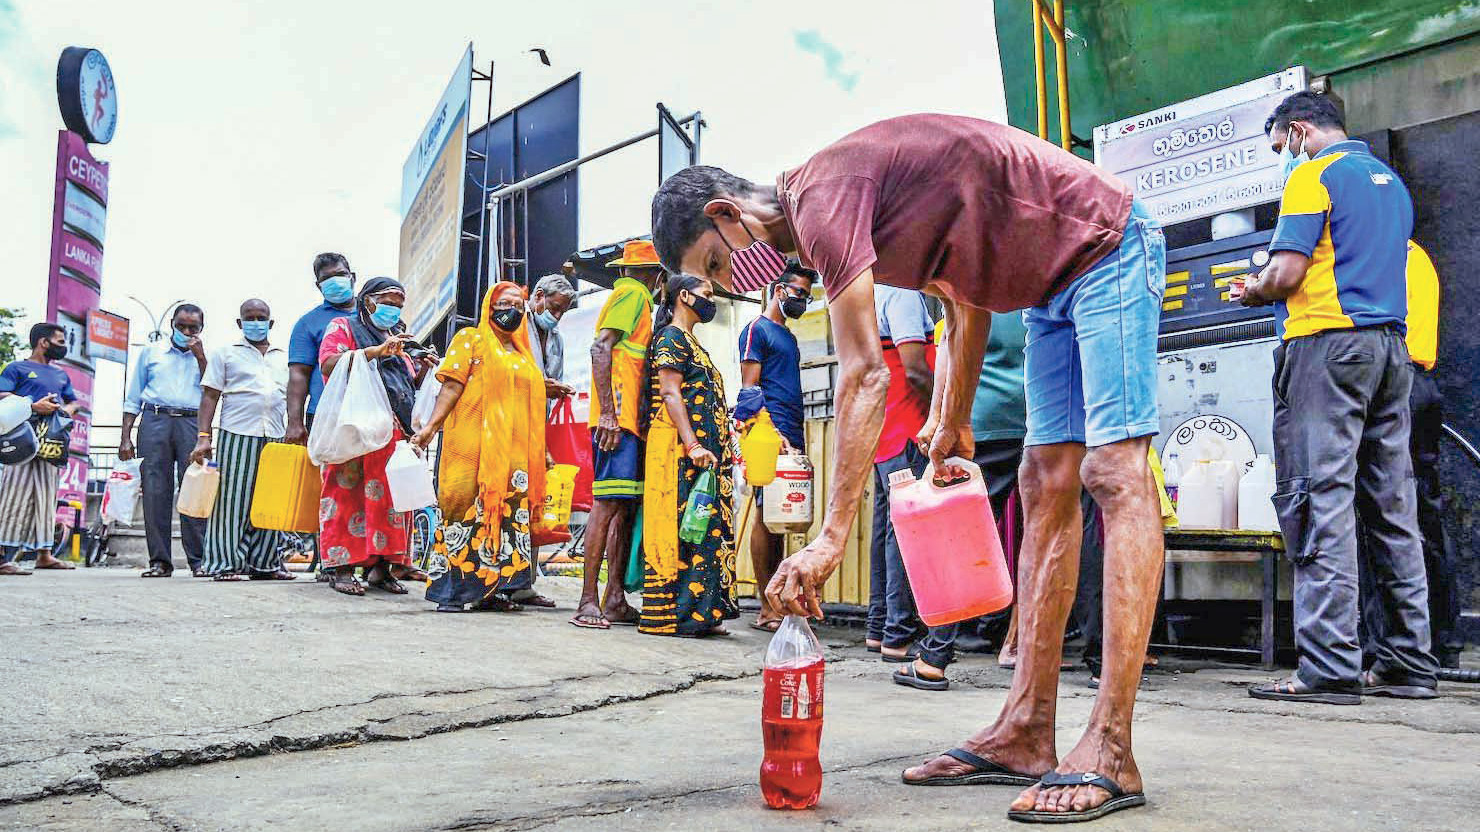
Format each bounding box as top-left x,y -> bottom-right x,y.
1,0 -> 1006,426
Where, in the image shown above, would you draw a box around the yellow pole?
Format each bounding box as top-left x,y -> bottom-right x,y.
1053,0 -> 1071,150
1031,0 -> 1047,140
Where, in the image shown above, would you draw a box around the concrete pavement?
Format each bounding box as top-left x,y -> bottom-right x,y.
1,568 -> 1477,831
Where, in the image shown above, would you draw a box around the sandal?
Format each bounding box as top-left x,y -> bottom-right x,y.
471,594 -> 522,612
750,618 -> 782,633
606,608 -> 641,627
140,566 -> 172,578
1007,772 -> 1146,824
892,662 -> 950,691
902,747 -> 1039,787
328,573 -> 365,596
515,593 -> 557,609
880,645 -> 921,664
569,612 -> 610,629
249,569 -> 298,581
367,574 -> 408,594
1360,669 -> 1438,700
1248,676 -> 1359,705
212,573 -> 245,582
394,566 -> 429,582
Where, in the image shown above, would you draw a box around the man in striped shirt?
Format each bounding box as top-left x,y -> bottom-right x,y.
189,299 -> 294,581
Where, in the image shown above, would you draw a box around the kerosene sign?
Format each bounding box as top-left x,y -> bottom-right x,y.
1094,67 -> 1307,224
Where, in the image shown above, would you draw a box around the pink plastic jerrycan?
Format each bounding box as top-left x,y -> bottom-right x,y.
887,457 -> 1013,626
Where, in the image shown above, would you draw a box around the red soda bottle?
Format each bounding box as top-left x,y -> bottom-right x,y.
760,614 -> 825,809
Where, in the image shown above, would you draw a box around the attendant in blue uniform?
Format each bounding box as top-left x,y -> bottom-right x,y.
1235,92 -> 1438,703
734,262 -> 813,630
121,305 -> 209,577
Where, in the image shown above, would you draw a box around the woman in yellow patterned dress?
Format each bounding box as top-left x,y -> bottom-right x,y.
639,273 -> 738,636
411,281 -> 548,612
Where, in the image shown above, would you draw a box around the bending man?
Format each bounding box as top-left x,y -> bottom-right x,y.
652,114 -> 1165,823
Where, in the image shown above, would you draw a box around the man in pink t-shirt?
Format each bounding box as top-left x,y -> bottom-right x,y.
652,114 -> 1165,823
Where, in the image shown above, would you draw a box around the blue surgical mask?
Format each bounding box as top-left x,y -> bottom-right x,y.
534,309 -> 558,331
369,302 -> 402,331
319,275 -> 355,305
171,328 -> 192,350
241,320 -> 271,343
1279,124 -> 1310,184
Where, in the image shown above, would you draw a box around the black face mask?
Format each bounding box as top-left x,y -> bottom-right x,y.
780,294 -> 808,319
491,308 -> 523,333
44,344 -> 68,361
687,294 -> 718,324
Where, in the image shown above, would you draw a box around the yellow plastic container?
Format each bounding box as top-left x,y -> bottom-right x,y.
541,463 -> 578,529
741,410 -> 783,487
250,442 -> 323,533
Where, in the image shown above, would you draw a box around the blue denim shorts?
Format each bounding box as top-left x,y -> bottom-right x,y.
1023,201 -> 1165,448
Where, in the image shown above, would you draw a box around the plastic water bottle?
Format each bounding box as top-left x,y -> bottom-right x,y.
678,469 -> 717,544
761,615 -> 825,809
1163,453 -> 1183,509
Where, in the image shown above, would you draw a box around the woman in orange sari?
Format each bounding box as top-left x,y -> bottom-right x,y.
411,282 -> 548,612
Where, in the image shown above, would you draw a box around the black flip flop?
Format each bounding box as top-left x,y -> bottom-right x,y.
1248,676 -> 1360,705
880,645 -> 920,664
1360,670 -> 1438,700
1007,771 -> 1146,824
902,747 -> 1039,787
893,663 -> 950,691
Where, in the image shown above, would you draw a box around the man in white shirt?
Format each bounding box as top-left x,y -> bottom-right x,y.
190,299 -> 294,580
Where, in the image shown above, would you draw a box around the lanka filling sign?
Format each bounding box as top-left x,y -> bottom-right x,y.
1093,67 -> 1308,224
399,46 -> 473,339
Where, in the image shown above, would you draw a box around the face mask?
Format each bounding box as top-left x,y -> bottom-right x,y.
492,308 -> 523,333
780,293 -> 809,320
533,309 -> 559,331
369,302 -> 402,331
44,343 -> 68,361
319,275 -> 355,305
687,293 -> 718,324
241,320 -> 271,342
715,219 -> 787,293
171,329 -> 192,350
1279,124 -> 1310,184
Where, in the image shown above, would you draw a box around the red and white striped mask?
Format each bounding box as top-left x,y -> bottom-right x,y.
715,219 -> 788,293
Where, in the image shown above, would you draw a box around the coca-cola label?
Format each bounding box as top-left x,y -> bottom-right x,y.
764,664 -> 825,721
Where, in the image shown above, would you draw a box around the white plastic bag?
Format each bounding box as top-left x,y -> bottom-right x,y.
410,371 -> 442,433
385,441 -> 437,512
308,350 -> 395,466
101,457 -> 143,525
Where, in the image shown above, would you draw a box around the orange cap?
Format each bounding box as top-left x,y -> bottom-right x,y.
605,239 -> 662,268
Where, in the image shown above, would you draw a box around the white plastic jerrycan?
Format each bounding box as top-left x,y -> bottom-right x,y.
1238,454 -> 1279,532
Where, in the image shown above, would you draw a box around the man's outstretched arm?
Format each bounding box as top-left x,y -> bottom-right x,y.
927,298 -> 990,475
766,269 -> 889,617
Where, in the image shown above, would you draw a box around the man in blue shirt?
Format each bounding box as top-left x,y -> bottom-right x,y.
1235,92 -> 1437,703
0,324 -> 82,575
735,262 -> 812,629
285,253 -> 357,445
121,304 -> 209,577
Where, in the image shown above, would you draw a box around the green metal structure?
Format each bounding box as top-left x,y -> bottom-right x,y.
995,1 -> 1480,150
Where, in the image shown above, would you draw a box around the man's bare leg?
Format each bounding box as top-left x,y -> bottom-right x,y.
1012,436 -> 1161,815
903,443 -> 1085,782
601,501 -> 638,622
750,507 -> 783,625
574,499 -> 623,626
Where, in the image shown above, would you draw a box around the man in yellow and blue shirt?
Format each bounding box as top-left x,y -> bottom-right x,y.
1235,91 -> 1437,703
1358,242 -> 1462,667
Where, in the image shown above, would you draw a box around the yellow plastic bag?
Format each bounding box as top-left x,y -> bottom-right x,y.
1148,445 -> 1179,528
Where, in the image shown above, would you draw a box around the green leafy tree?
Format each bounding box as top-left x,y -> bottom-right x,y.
0,307 -> 22,366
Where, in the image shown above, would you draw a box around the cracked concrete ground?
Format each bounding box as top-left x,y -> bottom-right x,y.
2,568 -> 1477,831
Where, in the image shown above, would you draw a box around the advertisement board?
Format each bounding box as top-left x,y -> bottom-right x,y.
1093,67 -> 1307,224
46,129 -> 109,528
87,310 -> 129,364
399,46 -> 473,339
